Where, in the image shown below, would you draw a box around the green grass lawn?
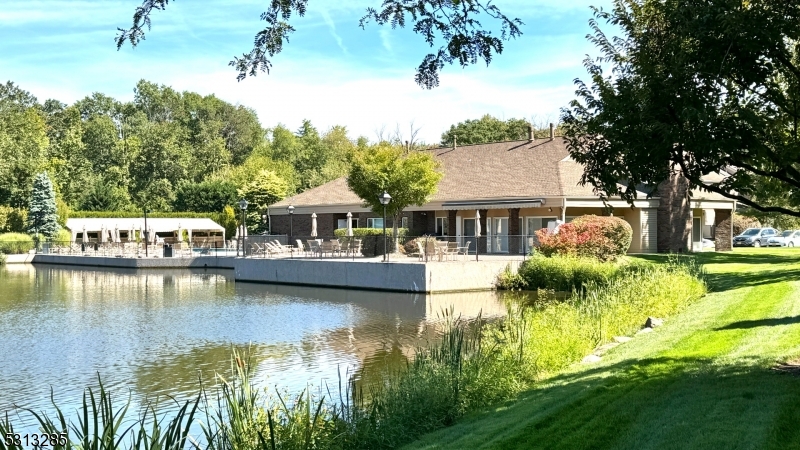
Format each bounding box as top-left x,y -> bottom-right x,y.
405,248 -> 800,450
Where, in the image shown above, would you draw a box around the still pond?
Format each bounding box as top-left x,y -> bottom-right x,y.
0,264 -> 509,430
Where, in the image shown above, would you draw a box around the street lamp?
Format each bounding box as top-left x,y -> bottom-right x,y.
287,205 -> 295,246
143,207 -> 149,257
238,198 -> 248,257
379,191 -> 392,262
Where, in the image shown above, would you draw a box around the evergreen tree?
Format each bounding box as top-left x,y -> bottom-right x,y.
27,172 -> 60,239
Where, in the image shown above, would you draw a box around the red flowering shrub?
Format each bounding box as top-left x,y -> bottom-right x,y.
535,215 -> 632,261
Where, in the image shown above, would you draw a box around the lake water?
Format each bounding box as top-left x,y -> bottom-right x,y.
0,263 -> 508,431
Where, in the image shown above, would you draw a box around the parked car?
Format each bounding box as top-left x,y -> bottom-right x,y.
768,230 -> 797,247
782,230 -> 800,248
733,227 -> 778,247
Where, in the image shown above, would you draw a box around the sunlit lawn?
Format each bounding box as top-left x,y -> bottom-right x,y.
405,248 -> 800,449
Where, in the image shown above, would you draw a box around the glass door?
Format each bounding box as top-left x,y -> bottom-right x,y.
490,218 -> 509,253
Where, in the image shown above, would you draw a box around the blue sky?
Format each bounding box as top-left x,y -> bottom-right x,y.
0,0 -> 614,143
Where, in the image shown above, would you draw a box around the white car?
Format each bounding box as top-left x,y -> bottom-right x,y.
768,230 -> 796,247
782,230 -> 800,247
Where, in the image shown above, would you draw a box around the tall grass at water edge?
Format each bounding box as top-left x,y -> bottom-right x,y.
0,233 -> 34,255
0,259 -> 705,449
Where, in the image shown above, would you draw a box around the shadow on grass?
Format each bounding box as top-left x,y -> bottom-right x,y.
705,267 -> 800,292
715,315 -> 800,330
414,356 -> 800,450
694,250 -> 800,266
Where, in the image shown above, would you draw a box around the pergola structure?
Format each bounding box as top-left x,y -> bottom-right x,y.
64,218 -> 225,245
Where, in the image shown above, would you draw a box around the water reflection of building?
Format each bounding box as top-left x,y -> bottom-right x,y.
28,265 -> 234,306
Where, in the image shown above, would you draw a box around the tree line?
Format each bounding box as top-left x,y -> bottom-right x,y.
0,79 -> 548,235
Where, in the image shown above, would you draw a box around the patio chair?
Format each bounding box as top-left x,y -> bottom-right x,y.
296,239 -> 308,256
320,240 -> 334,257
307,240 -> 321,257
331,239 -> 343,256
446,242 -> 459,261
457,241 -> 472,260
351,239 -> 362,257
251,243 -> 266,258
415,241 -> 426,261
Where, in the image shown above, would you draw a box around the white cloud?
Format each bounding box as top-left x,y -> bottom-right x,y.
319,9 -> 349,55
379,29 -> 392,53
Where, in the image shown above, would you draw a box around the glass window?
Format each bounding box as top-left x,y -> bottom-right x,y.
401,216 -> 408,229
367,218 -> 383,229
436,217 -> 449,236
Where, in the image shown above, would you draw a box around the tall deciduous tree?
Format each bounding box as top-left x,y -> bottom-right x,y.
441,115 -> 533,146
0,108 -> 49,207
116,0 -> 522,89
238,169 -> 289,233
562,0 -> 800,216
27,172 -> 60,239
347,144 -> 443,237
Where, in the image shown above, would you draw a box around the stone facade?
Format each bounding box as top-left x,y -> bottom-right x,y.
714,209 -> 732,251
657,171 -> 692,253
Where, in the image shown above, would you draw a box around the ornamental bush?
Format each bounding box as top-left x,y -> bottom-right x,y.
536,215 -> 632,261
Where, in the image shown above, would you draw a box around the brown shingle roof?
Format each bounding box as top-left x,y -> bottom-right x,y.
272,138 -> 694,208
274,138 -> 593,207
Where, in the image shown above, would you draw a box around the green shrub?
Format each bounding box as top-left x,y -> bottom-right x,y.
537,215 -> 633,261
511,253 -> 619,291
0,232 -> 35,254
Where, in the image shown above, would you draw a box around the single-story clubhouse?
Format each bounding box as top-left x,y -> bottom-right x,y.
270,135 -> 736,254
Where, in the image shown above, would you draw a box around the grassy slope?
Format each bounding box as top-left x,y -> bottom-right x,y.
405,249 -> 800,450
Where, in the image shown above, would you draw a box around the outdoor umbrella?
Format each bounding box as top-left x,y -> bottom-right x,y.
177,223 -> 183,245
187,229 -> 192,246
100,225 -> 107,243
311,212 -> 318,237
346,212 -> 353,237
129,224 -> 134,242
114,225 -> 120,243
82,225 -> 86,243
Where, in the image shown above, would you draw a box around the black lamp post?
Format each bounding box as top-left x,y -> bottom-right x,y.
287,205 -> 295,245
143,207 -> 149,257
379,191 -> 392,262
238,198 -> 248,257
